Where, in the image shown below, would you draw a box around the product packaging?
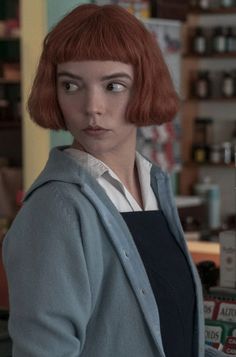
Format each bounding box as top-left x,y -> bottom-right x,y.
205,319 -> 235,346
220,231 -> 236,288
216,301 -> 236,323
204,298 -> 219,320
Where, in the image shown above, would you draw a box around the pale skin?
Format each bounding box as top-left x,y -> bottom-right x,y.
57,60 -> 143,208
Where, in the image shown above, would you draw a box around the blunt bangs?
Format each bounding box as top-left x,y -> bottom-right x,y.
45,5 -> 146,65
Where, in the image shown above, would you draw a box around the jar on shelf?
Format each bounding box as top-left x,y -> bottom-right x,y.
189,0 -> 199,9
212,26 -> 227,53
0,84 -> 9,121
210,0 -> 222,8
199,0 -> 210,9
194,176 -> 221,230
221,71 -> 235,97
0,99 -> 9,121
225,27 -> 236,53
230,122 -> 236,162
220,0 -> 234,7
193,70 -> 212,99
209,144 -> 221,164
221,141 -> 232,164
192,27 -> 208,54
192,117 -> 213,163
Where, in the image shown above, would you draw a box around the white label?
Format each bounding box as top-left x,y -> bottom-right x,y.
217,303 -> 236,322
205,325 -> 222,343
215,37 -> 226,52
194,38 -> 206,54
220,231 -> 236,288
204,301 -> 216,319
223,78 -> 234,97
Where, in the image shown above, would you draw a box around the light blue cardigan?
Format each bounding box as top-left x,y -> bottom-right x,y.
3,147 -> 230,357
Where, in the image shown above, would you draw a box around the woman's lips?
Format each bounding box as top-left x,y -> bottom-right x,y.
83,126 -> 109,136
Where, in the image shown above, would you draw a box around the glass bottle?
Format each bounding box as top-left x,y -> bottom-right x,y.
221,142 -> 232,164
199,0 -> 210,9
193,27 -> 207,54
194,71 -> 211,99
226,27 -> 236,53
192,117 -> 213,163
221,71 -> 234,97
209,144 -> 221,164
212,26 -> 227,53
230,121 -> 236,162
220,0 -> 234,7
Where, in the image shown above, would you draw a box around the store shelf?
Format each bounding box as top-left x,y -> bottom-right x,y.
184,161 -> 235,168
183,52 -> 236,59
186,97 -> 236,103
180,8 -> 236,199
0,121 -> 21,129
189,7 -> 236,15
0,78 -> 20,84
0,36 -> 20,41
187,240 -> 220,265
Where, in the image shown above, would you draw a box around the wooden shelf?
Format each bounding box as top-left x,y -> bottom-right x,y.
0,35 -> 20,41
184,161 -> 235,168
187,240 -> 220,265
0,120 -> 21,129
183,52 -> 236,59
189,7 -> 236,15
0,78 -> 20,84
186,97 -> 236,103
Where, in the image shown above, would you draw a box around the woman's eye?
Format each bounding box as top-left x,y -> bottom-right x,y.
107,83 -> 125,92
62,82 -> 79,92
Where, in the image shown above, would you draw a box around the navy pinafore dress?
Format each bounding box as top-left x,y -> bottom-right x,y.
121,210 -> 196,357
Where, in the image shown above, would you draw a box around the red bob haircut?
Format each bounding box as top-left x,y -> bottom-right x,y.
28,4 -> 179,130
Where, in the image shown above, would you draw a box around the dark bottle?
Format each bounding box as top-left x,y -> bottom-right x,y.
194,71 -> 212,99
189,0 -> 198,9
230,121 -> 236,162
0,84 -> 9,121
221,71 -> 234,97
192,27 -> 207,55
212,27 -> 227,53
226,27 -> 236,53
192,117 -> 213,163
199,0 -> 210,9
220,0 -> 234,7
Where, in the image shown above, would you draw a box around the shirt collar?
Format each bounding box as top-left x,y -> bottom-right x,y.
65,148 -> 152,182
64,148 -> 109,179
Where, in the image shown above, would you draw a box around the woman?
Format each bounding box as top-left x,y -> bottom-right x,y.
3,4 -> 229,357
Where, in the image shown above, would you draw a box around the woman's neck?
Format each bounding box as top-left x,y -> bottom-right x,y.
71,140 -> 144,209
98,152 -> 144,210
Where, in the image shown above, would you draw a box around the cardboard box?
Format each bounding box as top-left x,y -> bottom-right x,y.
216,301 -> 236,323
204,299 -> 219,320
223,336 -> 236,355
205,319 -> 235,345
220,231 -> 236,288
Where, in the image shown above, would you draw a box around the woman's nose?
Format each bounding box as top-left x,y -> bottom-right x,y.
84,88 -> 105,116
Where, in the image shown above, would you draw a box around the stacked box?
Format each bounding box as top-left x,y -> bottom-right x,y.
205,319 -> 235,346
204,299 -> 219,320
205,299 -> 236,353
216,301 -> 236,324
220,231 -> 236,288
223,336 -> 236,355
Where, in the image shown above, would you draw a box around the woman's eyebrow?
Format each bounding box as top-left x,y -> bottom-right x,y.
57,71 -> 82,80
57,71 -> 133,81
101,73 -> 133,81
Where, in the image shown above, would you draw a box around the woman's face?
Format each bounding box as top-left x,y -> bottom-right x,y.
57,60 -> 137,158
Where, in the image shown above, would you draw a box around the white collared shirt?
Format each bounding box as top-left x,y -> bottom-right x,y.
64,148 -> 158,212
